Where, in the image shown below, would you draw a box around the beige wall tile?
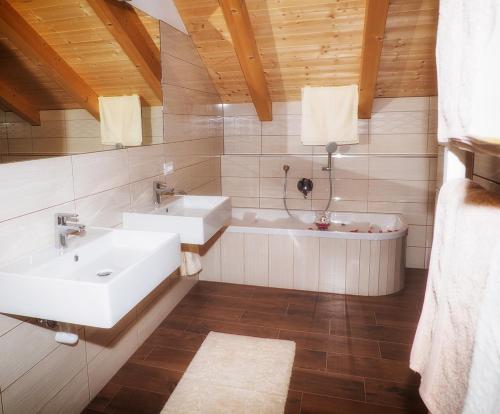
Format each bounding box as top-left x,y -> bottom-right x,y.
31,121 -> 65,138
262,115 -> 301,136
221,232 -> 245,284
127,144 -> 165,182
293,236 -> 319,291
65,119 -> 100,138
2,339 -> 86,414
407,225 -> 426,247
39,368 -> 89,414
268,235 -> 294,288
370,111 -> 428,134
221,156 -> 259,177
262,135 -> 312,155
161,54 -> 217,94
224,135 -> 261,154
0,156 -> 73,222
368,180 -> 429,203
260,178 -> 298,199
0,315 -> 23,337
367,201 -> 428,225
372,97 -> 429,113
160,22 -> 204,67
369,134 -> 428,154
369,157 -> 429,180
164,85 -> 222,116
313,156 -> 369,179
244,233 -> 269,286
260,155 -> 312,178
230,197 -> 259,208
75,186 -> 131,227
72,149 -> 129,198
130,176 -> 161,210
224,116 -> 261,136
222,177 -> 259,198
261,197 -> 311,210
7,139 -> 32,153
406,246 -> 425,269
272,101 -> 302,115
313,179 -> 368,201
223,103 -> 257,116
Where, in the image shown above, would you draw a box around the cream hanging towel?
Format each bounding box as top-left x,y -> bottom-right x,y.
300,85 -> 358,146
99,95 -> 143,146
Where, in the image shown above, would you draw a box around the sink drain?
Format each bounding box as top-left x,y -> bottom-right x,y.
97,269 -> 113,277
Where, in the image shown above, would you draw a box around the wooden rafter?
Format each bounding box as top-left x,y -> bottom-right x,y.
0,0 -> 100,120
358,0 -> 390,119
87,0 -> 162,101
0,78 -> 40,125
218,0 -> 272,121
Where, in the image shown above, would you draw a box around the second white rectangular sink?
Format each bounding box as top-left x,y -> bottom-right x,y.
123,195 -> 231,245
0,228 -> 180,328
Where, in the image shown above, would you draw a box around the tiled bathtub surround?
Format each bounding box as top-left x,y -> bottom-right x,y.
0,106 -> 164,163
0,22 -> 222,414
222,97 -> 438,269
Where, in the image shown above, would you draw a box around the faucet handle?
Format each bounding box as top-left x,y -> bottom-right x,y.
55,213 -> 79,225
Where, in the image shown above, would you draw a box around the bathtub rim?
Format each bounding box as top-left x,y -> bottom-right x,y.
227,208 -> 408,241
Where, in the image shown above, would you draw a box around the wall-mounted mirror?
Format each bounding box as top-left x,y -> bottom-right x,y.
0,1 -> 163,164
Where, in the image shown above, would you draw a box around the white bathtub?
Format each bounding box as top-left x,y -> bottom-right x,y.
199,208 -> 408,296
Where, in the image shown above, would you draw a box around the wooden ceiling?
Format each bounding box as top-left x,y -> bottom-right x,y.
0,0 -> 161,115
174,0 -> 438,103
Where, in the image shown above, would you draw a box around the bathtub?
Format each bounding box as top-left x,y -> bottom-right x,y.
199,208 -> 408,296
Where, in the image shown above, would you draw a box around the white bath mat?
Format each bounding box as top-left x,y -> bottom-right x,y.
161,331 -> 296,414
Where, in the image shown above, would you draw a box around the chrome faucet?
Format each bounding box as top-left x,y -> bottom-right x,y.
153,180 -> 186,205
55,213 -> 86,249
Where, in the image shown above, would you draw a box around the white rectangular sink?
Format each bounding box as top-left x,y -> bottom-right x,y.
123,195 -> 231,245
0,228 -> 180,328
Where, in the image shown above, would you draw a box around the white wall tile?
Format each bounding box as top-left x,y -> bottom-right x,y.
369,134 -> 428,154
368,180 -> 429,203
199,239 -> 221,282
406,246 -> 426,269
261,135 -> 312,155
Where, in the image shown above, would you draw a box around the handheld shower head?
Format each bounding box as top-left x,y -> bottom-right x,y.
325,141 -> 338,154
322,141 -> 338,172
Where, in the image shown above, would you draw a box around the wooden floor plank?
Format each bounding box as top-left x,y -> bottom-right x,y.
85,269 -> 428,413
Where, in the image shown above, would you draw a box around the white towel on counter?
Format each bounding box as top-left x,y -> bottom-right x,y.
410,179 -> 500,414
437,0 -> 500,145
300,85 -> 358,146
99,95 -> 143,146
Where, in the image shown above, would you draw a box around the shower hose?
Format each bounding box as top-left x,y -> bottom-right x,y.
283,162 -> 333,217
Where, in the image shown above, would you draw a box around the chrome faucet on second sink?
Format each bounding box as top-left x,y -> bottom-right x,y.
55,213 -> 86,248
153,180 -> 186,205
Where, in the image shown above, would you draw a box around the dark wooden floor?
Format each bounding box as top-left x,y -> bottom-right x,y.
84,269 -> 428,414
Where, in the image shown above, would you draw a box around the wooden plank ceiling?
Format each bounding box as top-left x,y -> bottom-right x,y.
175,0 -> 438,103
0,0 -> 161,112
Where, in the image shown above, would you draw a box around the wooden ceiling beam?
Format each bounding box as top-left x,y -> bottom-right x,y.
0,79 -> 40,125
87,0 -> 162,102
218,0 -> 272,121
0,0 -> 100,120
358,0 -> 390,119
